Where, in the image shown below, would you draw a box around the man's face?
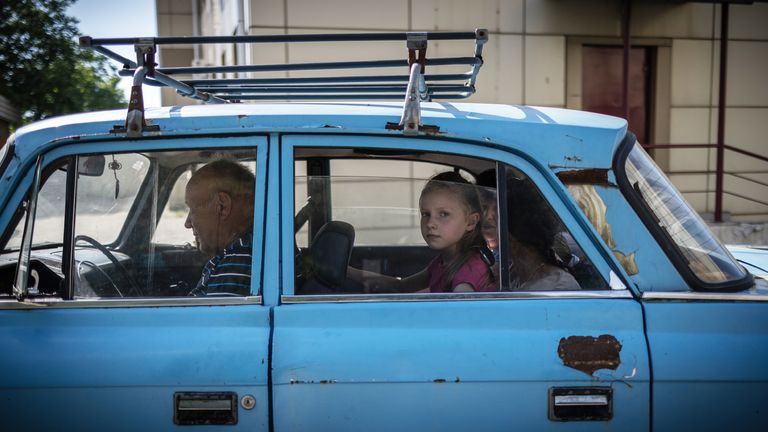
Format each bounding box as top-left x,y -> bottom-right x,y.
184,180 -> 220,256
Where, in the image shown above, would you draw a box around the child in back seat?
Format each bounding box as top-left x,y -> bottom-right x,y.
348,171 -> 495,293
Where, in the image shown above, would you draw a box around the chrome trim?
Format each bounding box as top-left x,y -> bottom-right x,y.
282,290 -> 633,304
554,395 -> 609,407
642,291 -> 768,302
0,295 -> 263,309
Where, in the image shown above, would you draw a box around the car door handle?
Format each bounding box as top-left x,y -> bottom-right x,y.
554,394 -> 608,407
549,387 -> 612,421
174,392 -> 238,425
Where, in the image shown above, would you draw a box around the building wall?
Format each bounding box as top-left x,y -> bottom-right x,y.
157,0 -> 194,106
157,0 -> 768,222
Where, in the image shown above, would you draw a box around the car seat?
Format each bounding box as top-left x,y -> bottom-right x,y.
297,221 -> 355,295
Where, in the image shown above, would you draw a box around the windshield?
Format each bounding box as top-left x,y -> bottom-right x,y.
624,143 -> 748,286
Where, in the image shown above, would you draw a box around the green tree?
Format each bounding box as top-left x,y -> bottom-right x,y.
0,0 -> 126,124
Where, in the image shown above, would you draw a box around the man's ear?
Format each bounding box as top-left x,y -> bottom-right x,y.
216,191 -> 233,219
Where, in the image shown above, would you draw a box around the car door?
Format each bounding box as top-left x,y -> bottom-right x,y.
616,142 -> 768,431
642,293 -> 768,431
270,134 -> 650,431
0,136 -> 271,430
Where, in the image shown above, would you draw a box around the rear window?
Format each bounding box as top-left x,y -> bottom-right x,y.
622,142 -> 749,288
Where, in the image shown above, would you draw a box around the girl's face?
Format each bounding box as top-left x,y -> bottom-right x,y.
419,189 -> 480,256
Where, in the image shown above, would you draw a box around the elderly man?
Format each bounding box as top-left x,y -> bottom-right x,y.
184,159 -> 255,296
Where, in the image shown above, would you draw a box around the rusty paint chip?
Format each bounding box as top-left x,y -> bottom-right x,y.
557,335 -> 622,375
564,155 -> 583,162
433,378 -> 446,383
556,168 -> 611,186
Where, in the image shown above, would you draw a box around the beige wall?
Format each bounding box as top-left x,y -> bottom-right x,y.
158,0 -> 768,222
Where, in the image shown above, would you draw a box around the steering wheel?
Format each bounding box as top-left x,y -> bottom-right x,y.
74,235 -> 144,297
294,196 -> 316,234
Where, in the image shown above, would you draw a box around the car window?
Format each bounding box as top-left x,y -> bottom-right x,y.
5,164 -> 67,252
0,160 -> 68,297
623,143 -> 747,285
295,159 -> 466,247
154,160 -> 257,246
74,153 -> 150,245
154,167 -> 196,246
292,147 -> 607,296
2,148 -> 259,300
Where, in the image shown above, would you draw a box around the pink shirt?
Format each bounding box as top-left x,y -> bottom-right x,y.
427,252 -> 495,293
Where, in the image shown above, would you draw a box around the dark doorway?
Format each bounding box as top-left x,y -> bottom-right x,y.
582,45 -> 652,145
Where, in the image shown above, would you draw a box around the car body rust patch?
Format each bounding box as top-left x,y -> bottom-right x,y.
557,334 -> 622,375
555,168 -> 611,186
432,378 -> 461,383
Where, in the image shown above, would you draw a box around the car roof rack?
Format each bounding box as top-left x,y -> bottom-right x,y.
80,29 -> 488,137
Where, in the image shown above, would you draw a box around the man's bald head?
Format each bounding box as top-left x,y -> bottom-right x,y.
184,159 -> 255,256
187,159 -> 255,207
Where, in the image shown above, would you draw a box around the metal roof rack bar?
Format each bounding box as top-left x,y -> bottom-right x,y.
82,29 -> 487,135
116,57 -> 479,76
467,29 -> 487,88
178,73 -> 473,86
131,73 -> 474,89
218,93 -> 473,101
192,84 -> 470,94
90,46 -> 137,69
83,32 -> 479,46
150,72 -> 228,104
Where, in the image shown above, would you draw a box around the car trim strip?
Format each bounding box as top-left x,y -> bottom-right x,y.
0,295 -> 263,309
281,290 -> 633,303
642,291 -> 768,302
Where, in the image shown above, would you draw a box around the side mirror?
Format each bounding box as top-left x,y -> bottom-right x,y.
77,155 -> 105,176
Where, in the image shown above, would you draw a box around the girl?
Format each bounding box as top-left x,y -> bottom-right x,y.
420,171 -> 495,292
349,171 -> 495,293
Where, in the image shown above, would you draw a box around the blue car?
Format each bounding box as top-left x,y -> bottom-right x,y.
1,31 -> 766,431
727,245 -> 768,279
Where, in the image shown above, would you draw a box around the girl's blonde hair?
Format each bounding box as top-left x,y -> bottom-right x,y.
421,171 -> 491,292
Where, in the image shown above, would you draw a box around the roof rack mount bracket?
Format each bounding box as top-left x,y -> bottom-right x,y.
133,39 -> 156,71
386,63 -> 439,136
111,66 -> 160,137
401,63 -> 423,135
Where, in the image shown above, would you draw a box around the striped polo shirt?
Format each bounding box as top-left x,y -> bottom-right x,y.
191,232 -> 253,296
